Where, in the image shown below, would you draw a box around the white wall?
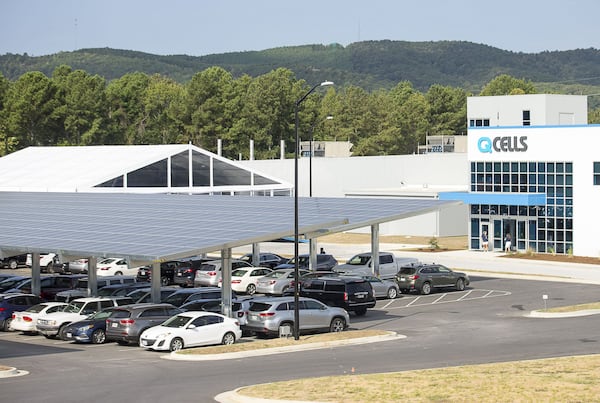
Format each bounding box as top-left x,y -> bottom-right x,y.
240,153 -> 470,237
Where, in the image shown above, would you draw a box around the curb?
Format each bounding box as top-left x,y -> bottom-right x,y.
164,332 -> 405,361
0,366 -> 29,378
528,309 -> 600,318
215,388 -> 327,403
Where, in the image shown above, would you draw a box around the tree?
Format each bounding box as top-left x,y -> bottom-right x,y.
4,71 -> 61,148
0,72 -> 11,155
480,74 -> 536,96
105,72 -> 150,144
426,84 -> 468,135
141,75 -> 185,144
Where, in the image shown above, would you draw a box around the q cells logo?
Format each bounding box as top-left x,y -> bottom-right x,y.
478,136 -> 528,153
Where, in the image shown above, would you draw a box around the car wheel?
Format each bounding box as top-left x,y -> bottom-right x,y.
387,287 -> 398,299
58,324 -> 69,340
161,276 -> 170,286
354,307 -> 367,316
114,271 -> 123,276
246,283 -> 256,295
420,282 -> 432,295
329,317 -> 346,332
91,329 -> 106,344
8,259 -> 18,270
47,263 -> 55,274
2,318 -> 13,332
456,278 -> 465,291
221,332 -> 236,345
169,337 -> 184,352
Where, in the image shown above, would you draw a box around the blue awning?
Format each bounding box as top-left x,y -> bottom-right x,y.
439,191 -> 546,206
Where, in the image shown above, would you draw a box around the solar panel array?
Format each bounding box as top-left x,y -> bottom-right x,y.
0,192 -> 460,263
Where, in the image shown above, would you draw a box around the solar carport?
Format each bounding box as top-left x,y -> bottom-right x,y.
0,192 -> 460,315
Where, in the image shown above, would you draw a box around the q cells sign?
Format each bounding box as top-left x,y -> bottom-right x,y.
478,136 -> 528,153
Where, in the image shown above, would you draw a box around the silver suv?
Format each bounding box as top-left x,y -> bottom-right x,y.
243,296 -> 350,337
193,259 -> 252,287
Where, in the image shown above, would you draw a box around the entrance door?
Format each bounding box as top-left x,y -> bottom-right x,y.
516,220 -> 527,252
480,222 -> 490,251
503,219 -> 516,252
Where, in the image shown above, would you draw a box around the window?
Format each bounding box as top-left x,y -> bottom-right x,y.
469,118 -> 490,127
523,110 -> 531,126
594,162 -> 600,185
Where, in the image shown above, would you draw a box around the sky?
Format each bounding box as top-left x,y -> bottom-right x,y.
2,0 -> 599,57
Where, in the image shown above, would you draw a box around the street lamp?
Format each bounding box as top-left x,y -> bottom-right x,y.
294,80 -> 333,340
309,115 -> 333,197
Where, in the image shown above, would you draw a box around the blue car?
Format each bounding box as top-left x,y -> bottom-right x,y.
0,293 -> 44,331
61,307 -> 116,344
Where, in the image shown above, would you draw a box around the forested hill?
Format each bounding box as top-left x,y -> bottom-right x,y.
1,40 -> 600,92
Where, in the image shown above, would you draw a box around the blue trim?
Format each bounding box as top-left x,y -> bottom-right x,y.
468,124 -> 599,130
439,191 -> 546,206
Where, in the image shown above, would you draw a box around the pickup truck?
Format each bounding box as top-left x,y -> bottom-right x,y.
333,252 -> 418,280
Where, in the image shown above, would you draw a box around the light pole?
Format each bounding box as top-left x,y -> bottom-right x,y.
294,80 -> 333,340
309,115 -> 333,197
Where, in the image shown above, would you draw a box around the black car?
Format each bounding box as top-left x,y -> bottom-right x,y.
239,252 -> 288,269
0,254 -> 28,270
274,253 -> 338,271
10,274 -> 87,301
136,261 -> 182,286
298,276 -> 376,316
395,263 -> 470,295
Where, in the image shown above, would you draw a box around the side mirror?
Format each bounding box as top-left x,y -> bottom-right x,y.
187,324 -> 196,329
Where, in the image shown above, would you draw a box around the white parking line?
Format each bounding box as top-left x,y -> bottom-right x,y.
432,294 -> 446,304
456,290 -> 474,301
386,289 -> 511,310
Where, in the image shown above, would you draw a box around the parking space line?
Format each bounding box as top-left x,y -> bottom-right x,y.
405,296 -> 421,306
456,290 -> 473,301
384,289 -> 511,310
432,295 -> 446,304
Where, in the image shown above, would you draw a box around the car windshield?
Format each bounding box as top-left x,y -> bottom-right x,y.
399,267 -> 417,275
248,302 -> 272,312
64,301 -> 85,313
162,315 -> 192,328
88,309 -> 114,320
346,255 -> 371,265
198,263 -> 218,271
26,303 -> 48,313
264,271 -> 286,279
99,258 -> 116,264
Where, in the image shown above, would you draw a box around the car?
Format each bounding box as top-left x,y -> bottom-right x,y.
126,287 -> 177,303
173,257 -> 216,288
239,252 -> 288,269
0,274 -> 19,282
282,271 -> 342,295
96,282 -> 152,297
163,287 -> 223,307
61,307 -> 117,344
26,253 -> 60,272
96,258 -> 136,276
298,276 -> 376,316
54,275 -> 139,302
105,303 -> 183,345
0,254 -> 28,270
36,296 -> 134,339
255,268 -> 310,296
139,311 -> 242,352
395,263 -> 470,295
274,253 -> 338,271
10,302 -> 68,334
243,296 -> 350,337
348,275 -> 399,299
0,276 -> 30,293
6,274 -> 87,301
136,261 -> 182,286
0,293 -> 45,331
193,259 -> 253,287
229,267 -> 273,295
66,258 -> 89,274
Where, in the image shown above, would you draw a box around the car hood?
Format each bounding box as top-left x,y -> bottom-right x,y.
141,325 -> 174,338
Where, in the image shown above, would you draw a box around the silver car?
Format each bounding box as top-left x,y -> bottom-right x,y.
243,296 -> 350,337
193,259 -> 253,287
358,275 -> 399,299
255,268 -> 310,296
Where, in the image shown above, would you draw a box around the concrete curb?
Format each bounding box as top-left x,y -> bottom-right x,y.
528,309 -> 600,318
0,366 -> 29,378
215,388 -> 328,403
163,332 -> 405,361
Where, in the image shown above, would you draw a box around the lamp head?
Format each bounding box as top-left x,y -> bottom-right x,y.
320,81 -> 334,87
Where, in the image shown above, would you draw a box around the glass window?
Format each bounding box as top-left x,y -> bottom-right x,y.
192,151 -> 211,186
547,163 -> 555,173
511,162 -> 519,172
213,159 -> 251,186
127,159 -> 167,187
520,162 -> 527,172
96,175 -> 124,188
171,151 -> 190,187
476,162 -> 484,172
529,162 -> 536,172
494,162 -> 501,172
503,162 -> 510,172
538,162 -> 545,172
594,162 -> 600,186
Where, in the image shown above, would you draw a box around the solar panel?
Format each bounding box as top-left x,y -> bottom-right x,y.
0,192 -> 460,263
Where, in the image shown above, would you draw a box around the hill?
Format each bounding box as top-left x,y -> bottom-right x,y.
1,40 -> 600,95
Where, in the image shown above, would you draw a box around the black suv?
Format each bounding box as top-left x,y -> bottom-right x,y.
274,254 -> 338,271
395,263 -> 470,295
239,252 -> 288,269
298,276 -> 376,316
136,261 -> 182,286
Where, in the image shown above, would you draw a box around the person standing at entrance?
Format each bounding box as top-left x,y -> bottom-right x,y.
481,231 -> 489,252
504,233 -> 512,253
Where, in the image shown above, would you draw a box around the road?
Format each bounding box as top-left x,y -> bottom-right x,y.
1,274 -> 599,402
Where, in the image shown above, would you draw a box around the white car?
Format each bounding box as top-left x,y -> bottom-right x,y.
10,302 -> 68,333
139,311 -> 242,352
96,258 -> 134,276
229,267 -> 273,294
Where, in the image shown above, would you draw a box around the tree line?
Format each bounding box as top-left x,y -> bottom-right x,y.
0,66 -> 595,159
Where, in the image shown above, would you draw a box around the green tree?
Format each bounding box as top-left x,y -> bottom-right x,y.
4,71 -> 61,148
0,72 -> 11,155
105,72 -> 150,144
141,75 -> 185,144
480,74 -> 536,96
426,84 -> 468,135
